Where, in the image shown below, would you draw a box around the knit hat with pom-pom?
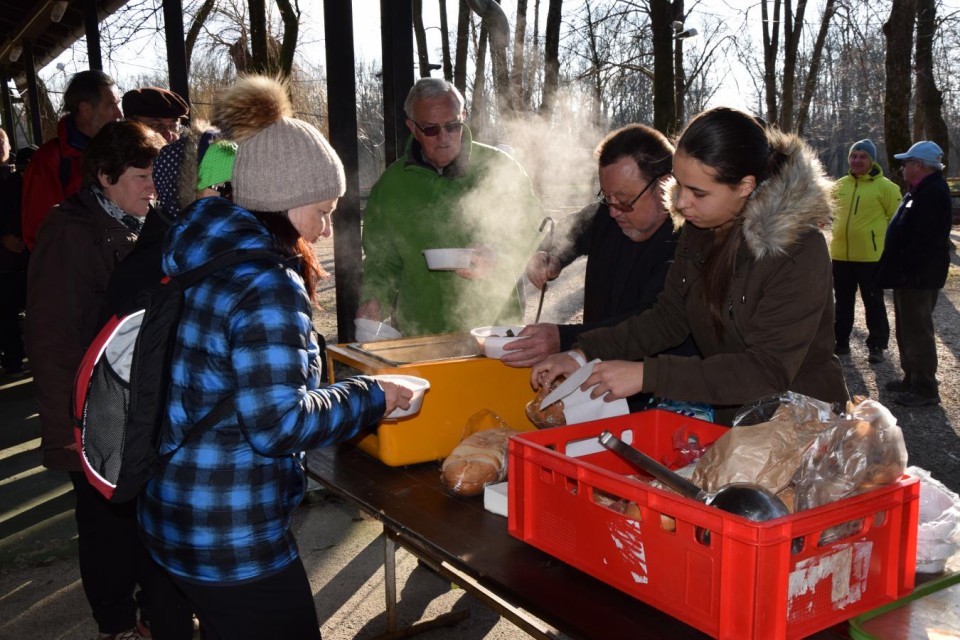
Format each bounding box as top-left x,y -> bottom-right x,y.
212,75 -> 345,211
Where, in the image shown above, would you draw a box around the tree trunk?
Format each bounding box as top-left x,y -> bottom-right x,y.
186,0 -> 216,70
249,0 -> 268,73
582,1 -> 603,129
472,24 -> 489,136
650,0 -> 675,134
523,0 -> 541,110
274,0 -> 299,79
914,0 -> 949,159
540,0 -> 562,116
780,0 -> 808,132
795,0 -> 835,136
760,0 -> 782,124
490,0 -> 513,114
883,0 -> 916,190
454,1 -> 470,93
511,0 -> 528,111
412,0 -> 431,77
439,0 -> 453,80
672,0 -> 685,131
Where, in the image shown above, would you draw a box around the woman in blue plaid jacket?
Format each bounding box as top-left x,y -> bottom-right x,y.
137,76 -> 410,639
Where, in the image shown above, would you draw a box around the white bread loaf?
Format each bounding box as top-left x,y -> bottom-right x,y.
441,427 -> 518,496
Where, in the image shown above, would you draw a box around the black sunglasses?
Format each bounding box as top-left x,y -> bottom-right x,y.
413,120 -> 464,137
597,174 -> 664,213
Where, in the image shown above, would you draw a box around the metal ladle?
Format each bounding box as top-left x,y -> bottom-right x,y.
534,216 -> 556,324
598,431 -> 790,523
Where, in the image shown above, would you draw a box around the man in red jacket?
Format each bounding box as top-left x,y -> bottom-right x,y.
20,69 -> 122,250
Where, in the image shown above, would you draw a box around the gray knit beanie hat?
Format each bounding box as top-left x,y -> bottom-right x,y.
212,75 -> 345,211
849,139 -> 877,162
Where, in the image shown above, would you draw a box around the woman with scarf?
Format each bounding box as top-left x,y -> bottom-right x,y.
24,120 -> 174,639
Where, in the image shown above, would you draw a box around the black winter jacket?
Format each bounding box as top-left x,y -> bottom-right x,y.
877,171 -> 952,290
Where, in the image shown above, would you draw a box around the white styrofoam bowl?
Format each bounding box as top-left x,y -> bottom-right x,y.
354,318 -> 402,342
470,325 -> 528,359
373,374 -> 430,420
422,248 -> 474,270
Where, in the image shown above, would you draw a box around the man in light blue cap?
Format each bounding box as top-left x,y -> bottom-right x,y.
876,140 -> 952,406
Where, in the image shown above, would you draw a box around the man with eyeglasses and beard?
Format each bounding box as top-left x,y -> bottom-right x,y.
501,124 -> 698,381
357,78 -> 542,337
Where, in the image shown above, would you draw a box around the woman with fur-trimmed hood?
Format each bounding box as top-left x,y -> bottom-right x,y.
137,76 -> 412,638
531,107 -> 848,425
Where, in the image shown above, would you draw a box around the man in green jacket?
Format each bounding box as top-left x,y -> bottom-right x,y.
357,78 -> 542,337
830,139 -> 902,363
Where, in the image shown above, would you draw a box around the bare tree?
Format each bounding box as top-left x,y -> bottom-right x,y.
413,0 -> 431,77
795,0 -> 836,136
914,0 -> 949,159
760,0 -> 783,123
511,0 -> 529,107
650,0 -> 676,133
439,0 -> 454,80
540,0 -> 563,116
186,0 -> 217,69
778,0 -> 809,130
884,0 -> 917,188
454,0 -> 471,93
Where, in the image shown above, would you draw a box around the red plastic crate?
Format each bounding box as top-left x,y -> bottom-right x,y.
508,410 -> 920,640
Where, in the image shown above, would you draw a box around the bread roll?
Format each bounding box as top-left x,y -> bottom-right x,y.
442,428 -> 516,496
525,375 -> 567,429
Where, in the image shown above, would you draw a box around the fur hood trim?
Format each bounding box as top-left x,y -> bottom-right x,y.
665,130 -> 833,260
211,75 -> 292,142
174,120 -> 212,212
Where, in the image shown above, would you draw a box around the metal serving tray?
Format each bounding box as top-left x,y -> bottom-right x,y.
345,333 -> 481,366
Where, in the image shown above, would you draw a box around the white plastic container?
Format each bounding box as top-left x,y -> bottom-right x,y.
470,325 -> 528,359
372,374 -> 430,420
422,248 -> 474,270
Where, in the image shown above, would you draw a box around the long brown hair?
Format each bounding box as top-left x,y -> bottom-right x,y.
675,107 -> 788,336
250,210 -> 328,303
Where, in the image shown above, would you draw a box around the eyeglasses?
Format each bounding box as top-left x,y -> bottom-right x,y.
597,174 -> 664,213
412,120 -> 464,137
140,118 -> 183,136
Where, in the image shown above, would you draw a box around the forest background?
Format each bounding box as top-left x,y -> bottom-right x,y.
9,0 -> 960,211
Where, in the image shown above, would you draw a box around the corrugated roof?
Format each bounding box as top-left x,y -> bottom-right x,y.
0,0 -> 128,79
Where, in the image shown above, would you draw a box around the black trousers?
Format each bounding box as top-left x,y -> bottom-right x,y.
0,269 -> 26,369
70,471 -> 194,638
832,260 -> 889,350
892,288 -> 941,397
172,558 -> 321,640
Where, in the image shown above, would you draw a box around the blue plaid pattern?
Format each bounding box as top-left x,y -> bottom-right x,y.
139,198 -> 386,584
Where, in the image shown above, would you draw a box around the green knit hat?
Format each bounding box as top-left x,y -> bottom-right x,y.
197,140 -> 237,191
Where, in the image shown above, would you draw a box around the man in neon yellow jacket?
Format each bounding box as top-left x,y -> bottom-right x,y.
357,78 -> 542,337
830,139 -> 902,363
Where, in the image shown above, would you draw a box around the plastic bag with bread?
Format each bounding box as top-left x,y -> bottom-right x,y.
441,410 -> 522,496
794,396 -> 907,511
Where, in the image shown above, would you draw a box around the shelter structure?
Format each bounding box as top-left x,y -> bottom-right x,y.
0,0 -> 418,340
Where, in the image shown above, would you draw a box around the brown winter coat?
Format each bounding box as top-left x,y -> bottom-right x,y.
24,188 -> 138,471
575,131 -> 849,424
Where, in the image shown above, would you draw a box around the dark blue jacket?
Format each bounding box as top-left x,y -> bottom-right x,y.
877,171 -> 952,290
139,197 -> 386,585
